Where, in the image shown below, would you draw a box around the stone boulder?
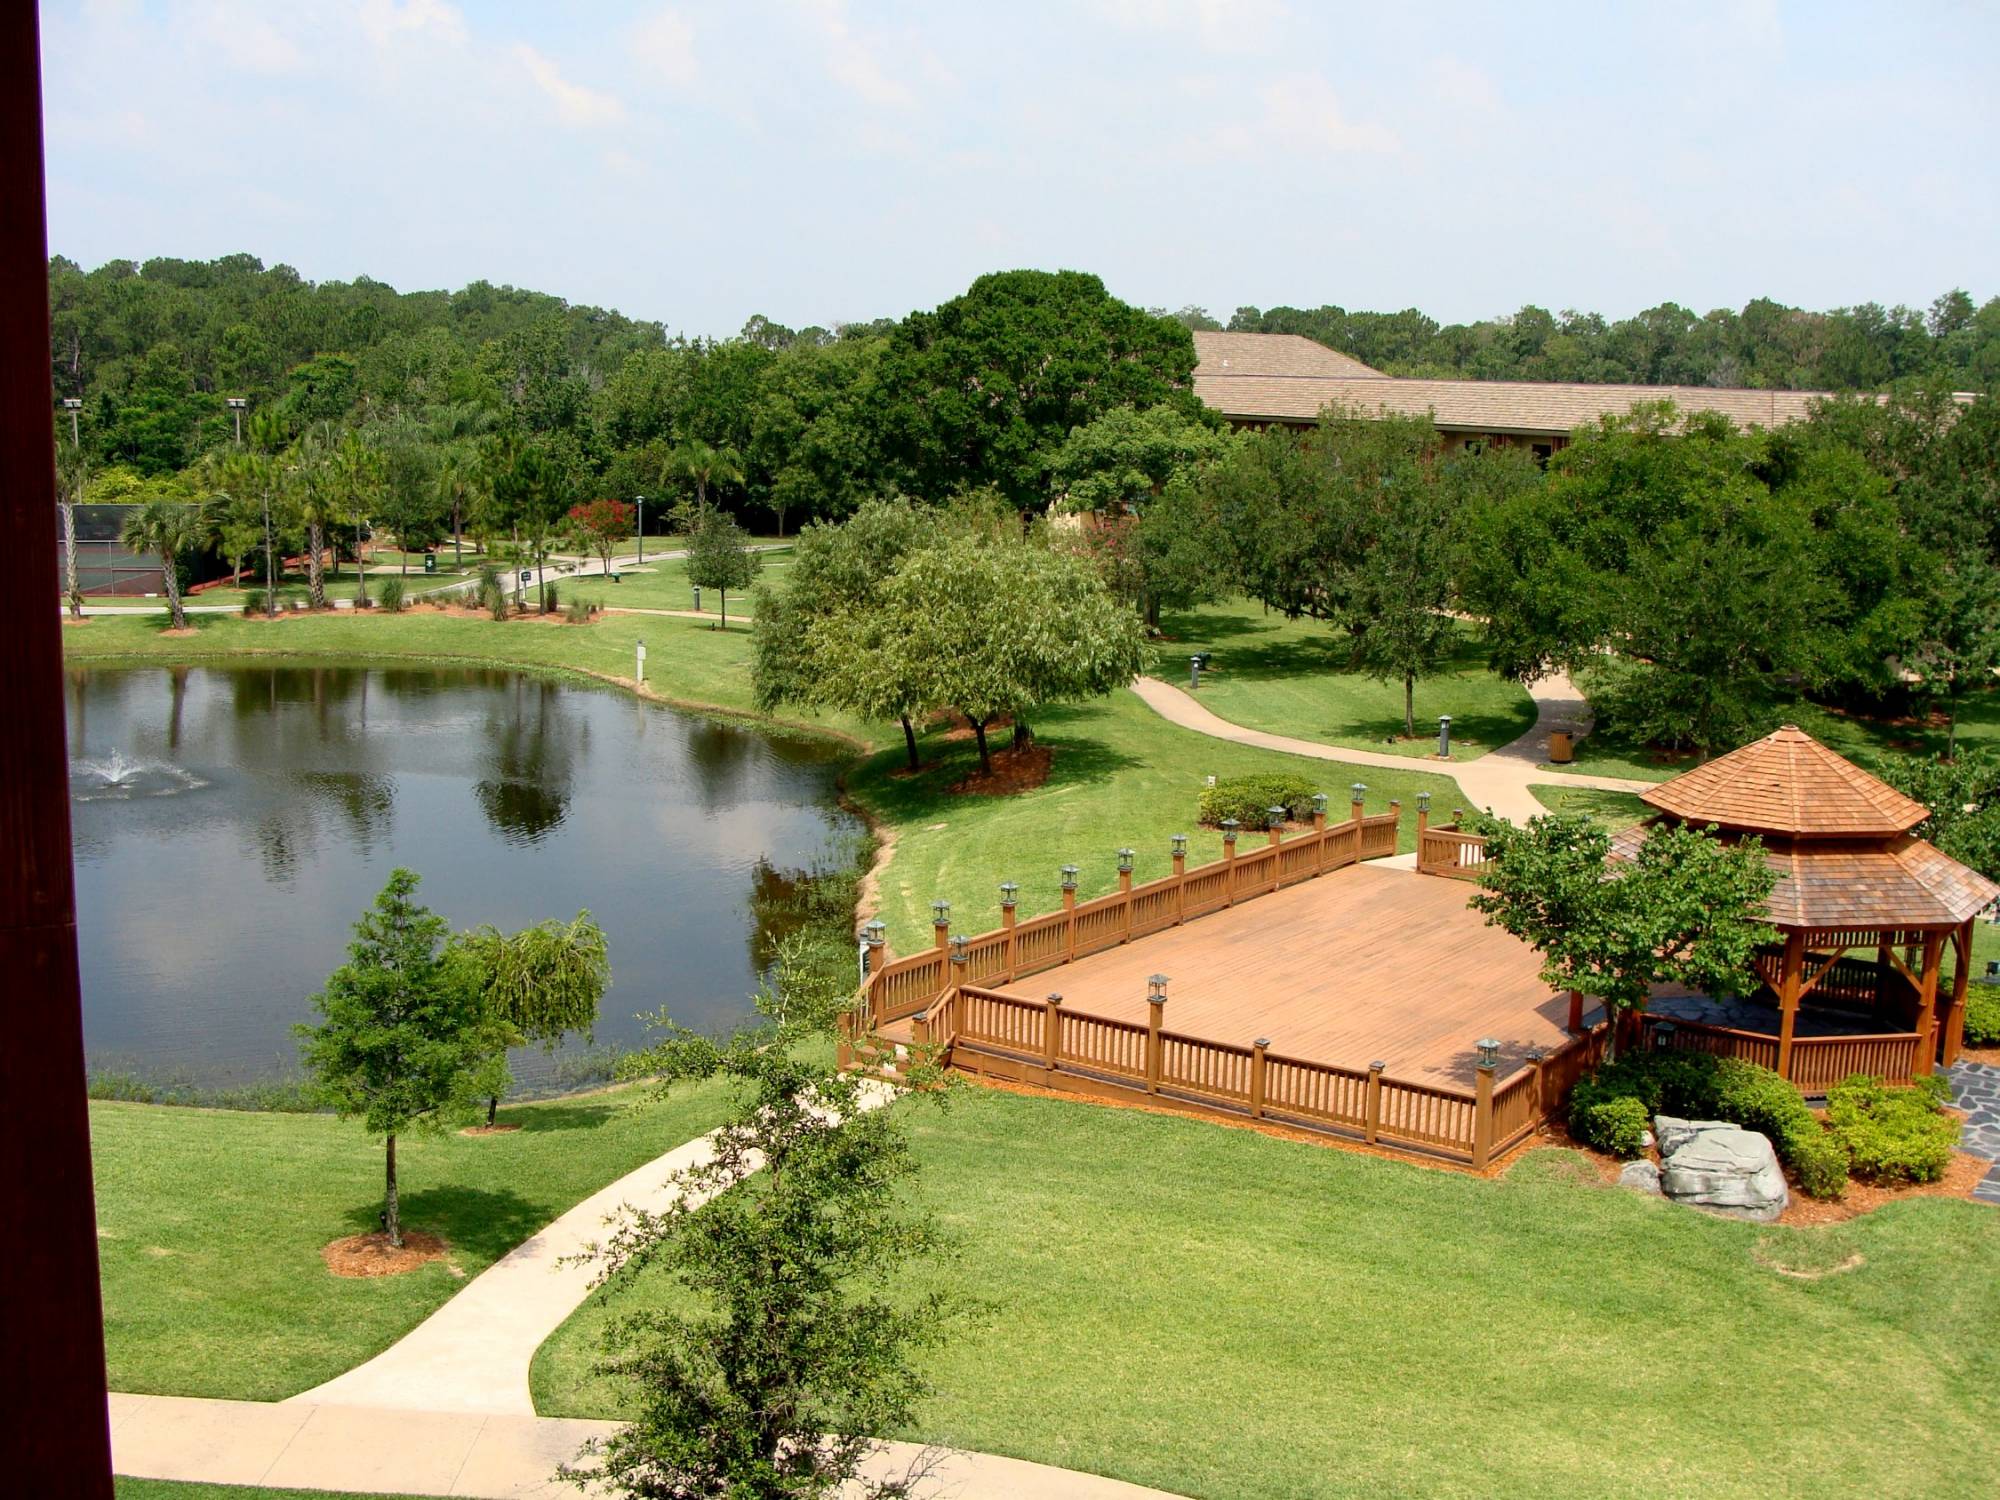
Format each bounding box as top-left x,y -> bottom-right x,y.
1654,1115 -> 1788,1222
1617,1159 -> 1662,1195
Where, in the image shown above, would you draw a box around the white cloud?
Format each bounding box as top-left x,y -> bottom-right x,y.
632,7 -> 699,89
795,0 -> 914,108
1094,0 -> 1291,54
1209,73 -> 1397,157
512,44 -> 627,128
188,1 -> 303,74
359,0 -> 469,50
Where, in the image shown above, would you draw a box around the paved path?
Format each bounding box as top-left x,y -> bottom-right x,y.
1947,1059 -> 2000,1204
112,1394 -> 1184,1499
1129,669 -> 1652,824
296,1081 -> 893,1416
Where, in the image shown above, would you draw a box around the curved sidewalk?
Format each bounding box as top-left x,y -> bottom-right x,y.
1130,670 -> 1652,824
111,1393 -> 1186,1500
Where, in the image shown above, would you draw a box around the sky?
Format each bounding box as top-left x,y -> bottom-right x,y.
38,0 -> 2000,339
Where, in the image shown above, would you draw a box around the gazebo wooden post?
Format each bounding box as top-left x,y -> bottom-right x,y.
1566,989 -> 1584,1034
1913,930 -> 1945,1077
1941,918 -> 1974,1068
1776,929 -> 1806,1081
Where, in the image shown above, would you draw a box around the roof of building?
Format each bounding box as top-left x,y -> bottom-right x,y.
1640,725 -> 1930,839
1610,823 -> 2000,930
1192,369 -> 1831,435
1190,330 -> 1385,381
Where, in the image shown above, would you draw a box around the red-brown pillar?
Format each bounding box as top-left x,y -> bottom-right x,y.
1941,919 -> 1974,1067
0,7 -> 114,1489
1776,930 -> 1805,1081
1913,930 -> 1945,1077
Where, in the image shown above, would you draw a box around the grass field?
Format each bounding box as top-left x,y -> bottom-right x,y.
1528,784 -> 1653,830
1157,599 -> 1537,761
117,1483 -> 429,1500
91,1079 -> 742,1401
532,1085 -> 2000,1500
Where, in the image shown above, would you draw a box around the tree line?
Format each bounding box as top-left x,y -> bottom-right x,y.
1185,289 -> 2000,392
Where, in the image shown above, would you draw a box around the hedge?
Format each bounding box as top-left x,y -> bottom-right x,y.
1196,774 -> 1321,831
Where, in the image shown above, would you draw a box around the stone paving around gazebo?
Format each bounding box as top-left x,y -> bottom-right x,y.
1947,1061 -> 2000,1204
1646,991 -> 1891,1040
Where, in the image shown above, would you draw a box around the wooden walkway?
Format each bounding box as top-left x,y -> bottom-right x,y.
984,863 -> 1567,1090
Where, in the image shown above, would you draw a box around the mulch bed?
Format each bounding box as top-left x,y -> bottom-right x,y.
946,744 -> 1052,797
1960,1045 -> 2000,1067
322,1230 -> 451,1278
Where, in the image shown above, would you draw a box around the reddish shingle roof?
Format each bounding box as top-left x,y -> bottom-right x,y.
1641,725 -> 1929,838
1191,331 -> 1385,381
1193,372 -> 1830,434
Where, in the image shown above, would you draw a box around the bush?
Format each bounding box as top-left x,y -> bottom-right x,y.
241,590 -> 264,617
564,593 -> 599,624
1712,1057 -> 1819,1153
1964,983 -> 2000,1047
1197,774 -> 1321,830
543,581 -> 559,615
1573,1092 -> 1650,1158
1788,1126 -> 1851,1199
1824,1074 -> 1960,1184
377,577 -> 405,613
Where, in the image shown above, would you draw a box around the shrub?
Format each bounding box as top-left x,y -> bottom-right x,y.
1573,1092 -> 1651,1158
564,592 -> 598,624
1712,1057 -> 1819,1151
241,590 -> 264,617
1824,1074 -> 1960,1184
377,577 -> 405,613
1964,983 -> 2000,1047
543,581 -> 559,615
1788,1126 -> 1850,1199
1197,774 -> 1321,830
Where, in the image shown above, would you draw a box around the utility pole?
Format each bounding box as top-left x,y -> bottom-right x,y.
635,494 -> 645,566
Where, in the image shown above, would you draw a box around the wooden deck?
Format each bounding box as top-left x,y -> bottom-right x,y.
984,863 -> 1566,1090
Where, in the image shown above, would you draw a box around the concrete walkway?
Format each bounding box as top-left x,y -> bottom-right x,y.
111,1394 -> 1185,1499
296,1081 -> 893,1416
1130,669 -> 1652,824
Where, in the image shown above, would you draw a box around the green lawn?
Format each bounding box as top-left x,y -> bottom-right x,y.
1528,784 -> 1653,831
850,688 -> 1465,949
1158,599 -> 1537,761
92,1079 -> 741,1401
571,546 -> 790,618
533,1086 -> 2000,1500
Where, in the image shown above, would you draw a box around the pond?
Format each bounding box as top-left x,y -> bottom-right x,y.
65,662 -> 862,1092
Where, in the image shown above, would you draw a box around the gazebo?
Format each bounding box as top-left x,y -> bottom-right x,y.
1610,725 -> 1999,1091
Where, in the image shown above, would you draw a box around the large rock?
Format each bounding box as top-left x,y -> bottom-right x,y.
1617,1159 -> 1662,1195
1655,1116 -> 1788,1222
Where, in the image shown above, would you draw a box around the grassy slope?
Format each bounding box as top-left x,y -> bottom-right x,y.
533,1087 -> 2000,1500
92,1079 -> 739,1402
117,1484 -> 430,1500
1528,784 -> 1653,831
1159,599 -> 1538,761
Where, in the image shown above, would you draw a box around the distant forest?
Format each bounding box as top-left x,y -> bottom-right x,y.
1169,292 -> 1999,392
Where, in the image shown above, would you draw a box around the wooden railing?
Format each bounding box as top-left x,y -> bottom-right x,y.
913,980 -> 1612,1169
1417,825 -> 1488,881
860,802 -> 1403,1031
1787,1032 -> 1918,1092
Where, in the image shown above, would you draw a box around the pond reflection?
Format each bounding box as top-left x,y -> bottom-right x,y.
67,663 -> 860,1090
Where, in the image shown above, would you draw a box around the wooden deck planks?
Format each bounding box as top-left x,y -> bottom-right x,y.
989,863 -> 1569,1088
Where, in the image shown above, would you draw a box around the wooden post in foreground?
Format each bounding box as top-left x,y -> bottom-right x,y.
1776,929 -> 1805,1080
1472,1039 -> 1499,1172
1220,820 -> 1239,905
0,7 -> 115,1486
1061,865 -> 1079,961
999,882 -> 1018,978
1311,793 -> 1329,874
1145,976 -> 1168,1093
1170,833 -> 1187,924
1364,1060 -> 1385,1143
1043,993 -> 1063,1072
1942,919 -> 1974,1067
1913,929 -> 1944,1077
1250,1038 -> 1270,1119
1567,989 -> 1584,1034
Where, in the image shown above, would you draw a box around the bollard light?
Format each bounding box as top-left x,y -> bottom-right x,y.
1118,848 -> 1135,874
1476,1037 -> 1500,1069
931,899 -> 951,927
999,881 -> 1019,909
862,919 -> 886,945
1437,715 -> 1453,758
1350,782 -> 1367,807
1221,819 -> 1239,846
1651,1020 -> 1678,1051
1254,1036 -> 1271,1049
1060,863 -> 1079,891
1417,791 -> 1431,813
1189,654 -> 1203,691
950,935 -> 970,965
1311,792 -> 1328,818
1147,974 -> 1169,1005
1170,833 -> 1188,859
1266,805 -> 1287,830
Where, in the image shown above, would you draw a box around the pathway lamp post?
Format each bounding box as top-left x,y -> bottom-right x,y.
1189,654 -> 1202,691
1437,715 -> 1453,758
634,495 -> 645,566
692,584 -> 701,612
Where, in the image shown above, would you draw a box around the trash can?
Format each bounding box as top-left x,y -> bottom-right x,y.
423,553 -> 436,575
1548,731 -> 1574,764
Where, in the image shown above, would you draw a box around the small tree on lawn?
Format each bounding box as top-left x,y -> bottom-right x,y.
1469,814 -> 1776,1061
570,981 -> 954,1500
118,492 -> 204,630
567,498 -> 635,577
455,911 -> 610,1127
296,869 -> 493,1246
685,503 -> 761,627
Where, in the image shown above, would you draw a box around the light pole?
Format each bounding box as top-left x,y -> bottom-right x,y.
634,495 -> 645,566
62,395 -> 80,445
226,396 -> 247,444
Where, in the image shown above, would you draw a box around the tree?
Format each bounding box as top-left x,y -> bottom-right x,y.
875,269 -> 1201,507
287,435 -> 339,610
490,430 -> 576,613
566,498 -> 635,576
295,870 -> 492,1247
333,433 -> 383,606
118,491 -> 203,629
1469,815 -> 1776,1061
684,504 -> 761,628
1877,752 -> 2000,882
819,535 -> 1148,775
661,438 -> 745,515
455,912 -> 609,1127
571,989 -> 952,1498
1904,549 -> 2000,758
56,438 -> 87,617
753,497 -> 936,770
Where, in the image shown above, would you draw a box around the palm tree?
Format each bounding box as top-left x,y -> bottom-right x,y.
56,440 -> 87,617
661,439 -> 745,519
333,433 -> 382,606
288,437 -> 337,610
120,495 -> 203,630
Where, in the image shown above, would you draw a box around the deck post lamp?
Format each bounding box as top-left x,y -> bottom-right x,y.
1117,848 -> 1134,874
949,934 -> 969,967
860,918 -> 886,979
1350,783 -> 1367,819
1060,864 -> 1079,892
1650,1019 -> 1677,1052
931,899 -> 951,953
1437,715 -> 1452,758
1170,833 -> 1188,876
1220,818 -> 1239,849
1311,792 -> 1328,831
1476,1037 -> 1500,1071
999,881 -> 1018,913
1148,974 -> 1169,1006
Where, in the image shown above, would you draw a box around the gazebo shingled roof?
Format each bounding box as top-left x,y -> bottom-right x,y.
1639,724 -> 1930,838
